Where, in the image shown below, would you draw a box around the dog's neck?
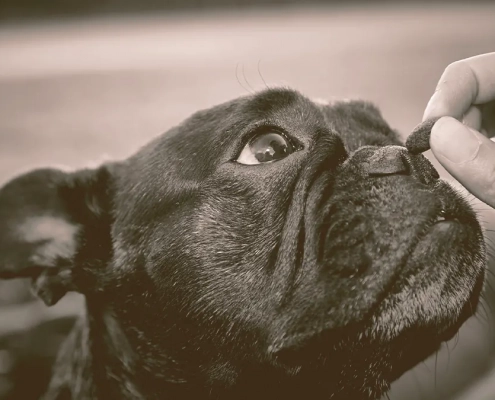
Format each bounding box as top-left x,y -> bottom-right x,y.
42,297 -> 369,400
43,298 -> 148,400
43,298 -> 207,400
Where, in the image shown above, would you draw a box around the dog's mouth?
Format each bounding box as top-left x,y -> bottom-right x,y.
267,179 -> 485,385
270,269 -> 484,383
269,285 -> 481,387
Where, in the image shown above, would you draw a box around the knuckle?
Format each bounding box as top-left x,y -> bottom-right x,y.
444,59 -> 470,79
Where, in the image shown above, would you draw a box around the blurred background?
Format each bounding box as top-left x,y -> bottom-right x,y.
1,1 -> 495,399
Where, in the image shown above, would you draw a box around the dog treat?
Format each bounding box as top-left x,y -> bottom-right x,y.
405,117 -> 441,155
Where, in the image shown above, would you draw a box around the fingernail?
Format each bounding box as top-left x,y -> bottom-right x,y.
431,117 -> 481,164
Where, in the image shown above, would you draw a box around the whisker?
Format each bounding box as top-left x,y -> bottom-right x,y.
235,63 -> 253,94
434,350 -> 438,389
242,63 -> 255,93
476,300 -> 490,327
257,59 -> 269,89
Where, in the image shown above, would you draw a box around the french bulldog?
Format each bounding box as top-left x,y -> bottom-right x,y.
0,88 -> 486,400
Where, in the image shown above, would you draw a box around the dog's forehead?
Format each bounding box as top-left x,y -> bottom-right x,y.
317,100 -> 402,151
241,87 -> 318,116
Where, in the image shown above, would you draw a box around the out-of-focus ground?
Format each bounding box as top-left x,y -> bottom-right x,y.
1,3 -> 495,399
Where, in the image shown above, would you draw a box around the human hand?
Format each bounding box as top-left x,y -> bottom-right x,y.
423,52 -> 495,207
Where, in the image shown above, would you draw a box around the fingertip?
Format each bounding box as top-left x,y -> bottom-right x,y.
430,118 -> 495,208
422,92 -> 453,122
422,92 -> 439,122
423,59 -> 479,122
429,117 -> 477,163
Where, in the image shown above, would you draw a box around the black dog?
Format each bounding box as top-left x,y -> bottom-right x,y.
0,88 -> 486,400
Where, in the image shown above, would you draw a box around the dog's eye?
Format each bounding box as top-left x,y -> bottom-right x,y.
236,132 -> 296,165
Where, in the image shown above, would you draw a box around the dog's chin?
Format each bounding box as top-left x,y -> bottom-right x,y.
271,273 -> 482,390
270,278 -> 483,399
269,183 -> 485,388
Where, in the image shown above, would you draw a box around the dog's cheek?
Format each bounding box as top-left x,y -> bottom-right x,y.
191,194 -> 279,314
184,173 -> 296,327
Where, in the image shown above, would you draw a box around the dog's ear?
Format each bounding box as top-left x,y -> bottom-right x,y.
0,166 -> 114,306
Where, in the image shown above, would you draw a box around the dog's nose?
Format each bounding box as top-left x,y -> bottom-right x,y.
365,146 -> 408,176
364,145 -> 439,184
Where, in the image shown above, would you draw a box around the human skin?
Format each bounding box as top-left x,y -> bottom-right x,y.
423,52 -> 495,208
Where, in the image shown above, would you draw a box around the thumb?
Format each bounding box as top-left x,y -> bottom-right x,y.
430,116 -> 495,208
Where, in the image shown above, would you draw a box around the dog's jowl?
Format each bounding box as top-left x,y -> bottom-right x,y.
0,88 -> 486,400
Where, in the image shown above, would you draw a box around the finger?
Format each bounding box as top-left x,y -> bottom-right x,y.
430,116 -> 495,209
462,105 -> 482,132
481,100 -> 495,137
423,52 -> 495,121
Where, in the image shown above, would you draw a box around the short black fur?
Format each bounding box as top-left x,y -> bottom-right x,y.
0,88 -> 486,400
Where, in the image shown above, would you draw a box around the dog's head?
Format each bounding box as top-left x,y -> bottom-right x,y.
0,88 -> 486,399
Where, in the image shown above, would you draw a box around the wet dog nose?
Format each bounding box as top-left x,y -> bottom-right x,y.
363,145 -> 439,184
